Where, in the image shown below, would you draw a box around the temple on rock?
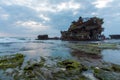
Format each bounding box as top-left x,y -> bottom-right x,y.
61,16 -> 105,41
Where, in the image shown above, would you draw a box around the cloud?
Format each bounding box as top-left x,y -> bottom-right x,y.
0,14 -> 9,20
0,32 -> 11,37
92,0 -> 113,9
39,14 -> 50,21
0,7 -> 9,20
91,12 -> 99,16
33,0 -> 81,13
0,0 -> 81,13
56,0 -> 81,12
15,20 -> 50,31
113,13 -> 120,17
0,0 -> 120,37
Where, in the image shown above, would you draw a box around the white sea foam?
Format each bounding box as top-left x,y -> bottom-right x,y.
0,37 -> 30,43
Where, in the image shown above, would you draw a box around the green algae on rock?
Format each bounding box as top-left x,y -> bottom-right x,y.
68,43 -> 118,55
112,64 -> 120,72
93,66 -> 120,80
24,58 -> 46,71
88,43 -> 118,49
0,53 -> 24,69
19,57 -> 88,80
94,69 -> 120,80
1,54 -> 120,80
68,44 -> 101,55
58,59 -> 88,72
58,59 -> 81,70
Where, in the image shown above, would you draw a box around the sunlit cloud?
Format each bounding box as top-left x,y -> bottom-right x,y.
56,0 -> 81,12
92,0 -> 113,9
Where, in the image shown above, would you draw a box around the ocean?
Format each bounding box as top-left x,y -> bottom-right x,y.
0,37 -> 120,65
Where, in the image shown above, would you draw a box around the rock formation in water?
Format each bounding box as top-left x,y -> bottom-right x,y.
37,35 -> 48,40
109,35 -> 120,39
61,16 -> 105,41
37,35 -> 60,40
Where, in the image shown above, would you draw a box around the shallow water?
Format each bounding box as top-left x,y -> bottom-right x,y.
82,70 -> 98,80
102,49 -> 120,65
0,38 -> 72,61
0,37 -> 120,65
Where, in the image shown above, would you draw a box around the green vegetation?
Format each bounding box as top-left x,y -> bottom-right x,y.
0,53 -> 120,80
15,57 -> 46,80
0,53 -> 24,69
93,65 -> 120,80
58,59 -> 88,72
112,64 -> 120,72
68,43 -> 118,55
88,43 -> 118,49
24,57 -> 45,71
94,69 -> 120,80
69,44 -> 101,54
15,58 -> 88,80
58,59 -> 81,70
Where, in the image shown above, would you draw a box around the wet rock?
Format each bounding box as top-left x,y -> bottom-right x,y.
94,67 -> 120,80
112,64 -> 120,72
5,68 -> 14,74
0,53 -> 24,69
68,43 -> 102,55
58,59 -> 88,73
40,68 -> 53,79
82,70 -> 98,80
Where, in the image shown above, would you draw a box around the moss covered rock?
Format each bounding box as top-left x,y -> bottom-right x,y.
58,59 -> 88,72
0,53 -> 24,69
112,64 -> 120,72
93,67 -> 120,80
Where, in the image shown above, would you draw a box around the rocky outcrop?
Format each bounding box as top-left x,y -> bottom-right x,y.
37,35 -> 48,40
61,16 -> 105,41
37,35 -> 60,40
110,35 -> 120,39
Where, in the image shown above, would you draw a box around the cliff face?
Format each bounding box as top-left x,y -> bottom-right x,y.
61,17 -> 104,41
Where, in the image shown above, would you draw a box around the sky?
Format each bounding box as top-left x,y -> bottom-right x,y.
0,0 -> 120,37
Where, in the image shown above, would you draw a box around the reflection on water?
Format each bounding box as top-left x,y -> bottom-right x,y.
0,39 -> 120,65
102,49 -> 120,65
0,40 -> 72,61
71,51 -> 102,59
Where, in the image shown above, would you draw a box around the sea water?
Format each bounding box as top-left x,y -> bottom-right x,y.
0,37 -> 120,65
0,37 -> 72,61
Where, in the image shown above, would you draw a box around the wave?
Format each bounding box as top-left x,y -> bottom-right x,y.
0,37 -> 31,43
